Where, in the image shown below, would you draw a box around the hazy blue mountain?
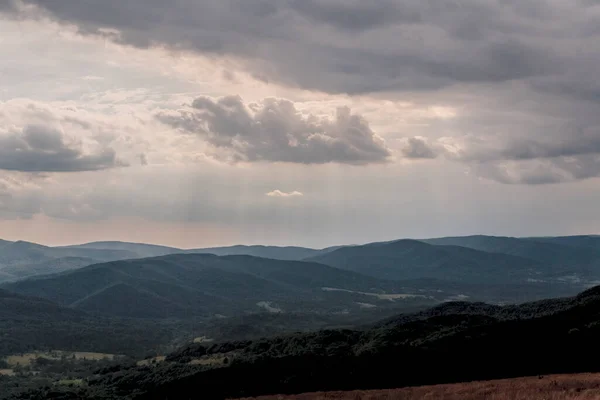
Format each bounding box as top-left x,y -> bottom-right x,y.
307,239 -> 551,284
0,241 -> 141,283
421,235 -> 600,284
0,238 -> 344,283
526,235 -> 600,250
187,245 -> 321,260
65,242 -> 343,261
2,254 -> 438,318
63,241 -> 183,258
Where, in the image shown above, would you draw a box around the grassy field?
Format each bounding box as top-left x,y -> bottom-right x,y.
5,351 -> 119,367
137,356 -> 166,367
193,336 -> 215,344
189,355 -> 228,366
241,373 -> 600,400
0,369 -> 15,376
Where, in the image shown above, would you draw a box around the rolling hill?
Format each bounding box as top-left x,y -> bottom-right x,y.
61,241 -> 183,258
0,241 -> 142,283
306,239 -> 552,284
64,241 -> 342,261
2,254 -> 440,318
0,289 -> 188,358
422,235 -> 600,274
526,235 -> 600,251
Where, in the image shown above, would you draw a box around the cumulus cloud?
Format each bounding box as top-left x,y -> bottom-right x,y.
0,124 -> 123,172
157,96 -> 391,165
0,100 -> 129,173
266,190 -> 304,198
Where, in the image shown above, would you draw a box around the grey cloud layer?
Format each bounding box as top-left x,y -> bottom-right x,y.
406,124 -> 600,184
158,96 -> 390,165
0,125 -> 122,172
4,0 -> 595,95
3,0 -> 600,185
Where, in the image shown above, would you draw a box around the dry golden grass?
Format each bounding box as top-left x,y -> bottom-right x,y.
188,355 -> 227,366
0,369 -> 15,376
193,336 -> 215,344
241,373 -> 600,400
5,351 -> 118,367
137,355 -> 166,367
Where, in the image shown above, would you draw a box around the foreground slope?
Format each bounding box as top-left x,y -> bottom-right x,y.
245,373 -> 600,400
3,254 -> 438,318
24,285 -> 600,400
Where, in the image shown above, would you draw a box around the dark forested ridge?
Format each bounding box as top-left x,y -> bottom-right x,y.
64,242 -> 336,261
9,285 -> 600,400
308,239 -> 567,284
2,254 -> 442,318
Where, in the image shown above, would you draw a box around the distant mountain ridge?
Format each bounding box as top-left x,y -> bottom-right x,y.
0,240 -> 344,283
307,239 -> 548,284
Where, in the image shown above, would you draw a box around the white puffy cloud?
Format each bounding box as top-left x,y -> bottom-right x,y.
158,96 -> 391,165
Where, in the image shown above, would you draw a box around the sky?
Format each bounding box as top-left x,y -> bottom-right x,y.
0,0 -> 599,248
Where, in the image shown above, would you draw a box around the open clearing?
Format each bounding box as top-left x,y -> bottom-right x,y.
5,351 -> 119,367
240,373 -> 600,400
189,355 -> 228,366
193,336 -> 215,344
321,287 -> 430,301
0,369 -> 15,376
137,356 -> 166,367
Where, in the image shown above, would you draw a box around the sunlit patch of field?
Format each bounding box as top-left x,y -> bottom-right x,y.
193,336 -> 215,344
321,287 -> 430,301
0,369 -> 15,376
189,355 -> 228,366
56,379 -> 84,387
137,356 -> 166,366
5,351 -> 119,367
240,373 -> 600,400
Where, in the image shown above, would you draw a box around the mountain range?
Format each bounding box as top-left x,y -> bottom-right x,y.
3,235 -> 600,319
3,234 -> 600,399
2,254 -> 440,319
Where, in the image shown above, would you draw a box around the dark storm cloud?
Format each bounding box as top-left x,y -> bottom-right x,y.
4,0 -> 600,185
0,125 -> 124,172
157,96 -> 390,165
450,126 -> 600,163
289,0 -> 421,31
2,0 -> 586,94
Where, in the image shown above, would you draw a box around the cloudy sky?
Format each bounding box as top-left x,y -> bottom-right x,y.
0,0 -> 599,248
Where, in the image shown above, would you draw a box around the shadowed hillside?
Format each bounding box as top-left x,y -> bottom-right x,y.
15,285 -> 600,400
308,239 -> 549,283
2,254 -> 440,318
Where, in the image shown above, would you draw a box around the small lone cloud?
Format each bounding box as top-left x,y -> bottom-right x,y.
138,153 -> 148,166
401,137 -> 438,159
266,190 -> 304,198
